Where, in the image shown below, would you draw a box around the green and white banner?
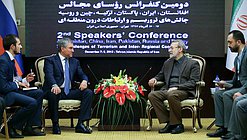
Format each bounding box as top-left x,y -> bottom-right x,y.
226,0 -> 247,71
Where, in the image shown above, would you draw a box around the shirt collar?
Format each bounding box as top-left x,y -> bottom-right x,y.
176,55 -> 185,64
6,51 -> 15,61
58,52 -> 66,61
238,47 -> 244,59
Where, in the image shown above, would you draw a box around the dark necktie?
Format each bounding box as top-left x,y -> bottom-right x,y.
64,58 -> 70,95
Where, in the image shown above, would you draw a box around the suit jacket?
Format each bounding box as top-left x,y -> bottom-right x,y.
229,46 -> 247,94
43,53 -> 89,93
154,55 -> 200,96
0,52 -> 19,95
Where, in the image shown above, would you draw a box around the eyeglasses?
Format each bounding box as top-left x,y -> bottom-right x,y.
168,47 -> 179,50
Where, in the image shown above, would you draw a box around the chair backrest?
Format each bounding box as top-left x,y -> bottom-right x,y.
188,54 -> 206,82
187,54 -> 206,97
35,54 -> 56,85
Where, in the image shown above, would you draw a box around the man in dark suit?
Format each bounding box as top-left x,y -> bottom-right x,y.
225,94 -> 247,140
207,30 -> 247,138
148,39 -> 200,134
43,38 -> 93,134
0,34 -> 45,138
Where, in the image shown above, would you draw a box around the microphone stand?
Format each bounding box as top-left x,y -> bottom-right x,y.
86,64 -> 100,128
87,64 -> 99,83
138,67 -> 152,84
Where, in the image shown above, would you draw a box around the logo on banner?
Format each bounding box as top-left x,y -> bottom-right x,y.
237,15 -> 247,30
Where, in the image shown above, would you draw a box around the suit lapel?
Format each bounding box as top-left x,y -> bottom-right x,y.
55,54 -> 64,74
3,52 -> 15,77
68,58 -> 73,79
169,56 -> 188,83
239,47 -> 247,71
180,57 -> 188,75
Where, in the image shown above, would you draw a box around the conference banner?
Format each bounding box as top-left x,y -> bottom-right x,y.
25,0 -> 225,57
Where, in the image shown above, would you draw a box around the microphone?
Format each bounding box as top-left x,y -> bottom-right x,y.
138,67 -> 152,84
87,64 -> 99,83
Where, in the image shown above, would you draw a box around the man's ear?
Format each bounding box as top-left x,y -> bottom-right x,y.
10,44 -> 15,50
236,40 -> 242,45
60,46 -> 65,52
179,47 -> 183,53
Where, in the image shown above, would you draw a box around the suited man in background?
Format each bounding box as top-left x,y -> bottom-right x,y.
224,94 -> 247,140
207,30 -> 247,138
43,38 -> 93,134
148,39 -> 200,134
0,34 -> 45,138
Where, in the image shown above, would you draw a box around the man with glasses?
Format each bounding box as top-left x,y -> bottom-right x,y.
148,39 -> 200,134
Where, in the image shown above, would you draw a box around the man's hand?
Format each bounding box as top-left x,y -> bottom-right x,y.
148,78 -> 157,87
233,92 -> 242,100
26,73 -> 35,82
18,82 -> 29,89
215,80 -> 226,88
51,86 -> 61,95
79,80 -> 88,91
168,87 -> 178,92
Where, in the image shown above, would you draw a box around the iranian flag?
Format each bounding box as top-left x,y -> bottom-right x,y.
226,0 -> 247,71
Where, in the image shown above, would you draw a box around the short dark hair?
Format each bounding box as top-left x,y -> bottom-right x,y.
228,30 -> 245,44
3,34 -> 18,51
57,38 -> 73,52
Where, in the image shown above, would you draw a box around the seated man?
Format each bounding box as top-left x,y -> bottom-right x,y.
43,38 -> 93,134
224,94 -> 247,140
207,30 -> 247,138
0,34 -> 45,138
148,39 -> 200,134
